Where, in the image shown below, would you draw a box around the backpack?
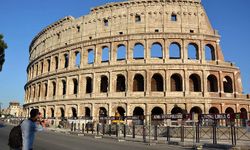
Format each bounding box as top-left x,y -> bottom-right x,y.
8,124 -> 23,149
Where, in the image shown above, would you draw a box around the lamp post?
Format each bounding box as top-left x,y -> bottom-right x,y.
0,102 -> 2,117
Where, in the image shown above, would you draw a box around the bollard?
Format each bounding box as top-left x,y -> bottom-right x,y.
181,125 -> 184,143
109,124 -> 112,136
123,124 -> 126,138
82,123 -> 85,134
212,122 -> 217,144
97,124 -> 99,136
154,125 -> 157,141
132,124 -> 135,138
143,125 -> 146,143
166,126 -> 170,142
102,124 -> 105,135
71,122 -> 74,131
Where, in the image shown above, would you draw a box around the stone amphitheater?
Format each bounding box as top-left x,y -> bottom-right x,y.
24,0 -> 250,125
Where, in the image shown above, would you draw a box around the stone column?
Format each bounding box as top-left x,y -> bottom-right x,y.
182,40 -> 187,63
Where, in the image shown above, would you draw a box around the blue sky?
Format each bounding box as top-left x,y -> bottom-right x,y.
0,0 -> 249,108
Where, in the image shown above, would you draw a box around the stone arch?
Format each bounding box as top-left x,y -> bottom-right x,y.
240,108 -> 247,127
52,81 -> 56,96
207,75 -> 218,92
117,44 -> 126,61
72,78 -> 78,95
71,107 -> 77,118
75,51 -> 81,67
171,73 -> 183,91
99,107 -> 108,117
61,80 -> 67,96
151,73 -> 163,91
133,106 -> 144,125
50,108 -> 55,118
205,44 -> 216,61
100,75 -> 108,93
133,43 -> 144,59
223,76 -> 233,93
60,107 -> 65,118
151,42 -> 163,59
133,74 -> 144,92
42,108 -> 46,119
169,42 -> 181,59
171,106 -> 184,114
209,107 -> 219,114
54,56 -> 59,70
190,106 -> 202,114
116,74 -> 126,92
117,106 -> 126,117
64,53 -> 69,68
225,107 -> 234,126
189,74 -> 201,92
44,83 -> 48,97
88,49 -> 94,64
47,59 -> 51,72
86,77 -> 93,93
151,107 -> 164,115
188,43 -> 199,60
85,107 -> 91,117
102,46 -> 109,62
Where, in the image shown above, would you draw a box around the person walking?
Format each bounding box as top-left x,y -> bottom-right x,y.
21,109 -> 45,150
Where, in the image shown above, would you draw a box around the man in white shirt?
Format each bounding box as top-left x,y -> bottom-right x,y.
21,109 -> 44,150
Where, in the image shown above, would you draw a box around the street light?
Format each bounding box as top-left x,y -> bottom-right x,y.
0,102 -> 2,117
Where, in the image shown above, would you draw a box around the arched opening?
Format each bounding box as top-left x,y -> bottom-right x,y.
102,46 -> 109,62
171,74 -> 183,91
223,76 -> 233,93
44,83 -> 48,97
51,108 -> 55,118
100,75 -> 108,93
188,43 -> 199,60
189,74 -> 201,92
133,107 -> 144,125
169,42 -> 181,59
171,107 -> 183,114
71,107 -> 77,118
47,59 -> 51,72
116,75 -> 126,92
117,44 -> 126,61
99,107 -> 107,124
52,82 -> 56,96
88,49 -> 94,64
64,54 -> 69,68
73,78 -> 78,95
190,106 -> 202,120
86,77 -> 92,93
62,80 -> 66,96
151,74 -> 163,91
205,44 -> 216,61
151,107 -> 164,125
38,84 -> 41,98
54,56 -> 59,70
117,107 -> 125,120
240,108 -> 247,127
209,107 -> 219,114
43,108 -> 46,119
60,108 -> 65,118
151,42 -> 163,59
225,107 -> 234,126
133,43 -> 144,59
75,51 -> 81,67
207,75 -> 218,92
133,74 -> 144,92
85,107 -> 91,117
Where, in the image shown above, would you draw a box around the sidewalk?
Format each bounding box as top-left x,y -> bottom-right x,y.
45,127 -> 250,150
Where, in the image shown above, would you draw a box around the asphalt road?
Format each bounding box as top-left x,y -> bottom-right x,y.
0,125 -> 190,150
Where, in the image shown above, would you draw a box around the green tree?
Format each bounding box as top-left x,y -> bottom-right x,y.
0,34 -> 7,71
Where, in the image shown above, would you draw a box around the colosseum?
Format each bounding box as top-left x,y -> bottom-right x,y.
24,0 -> 250,126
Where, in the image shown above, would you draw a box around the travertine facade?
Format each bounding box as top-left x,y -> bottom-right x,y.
24,0 -> 250,124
